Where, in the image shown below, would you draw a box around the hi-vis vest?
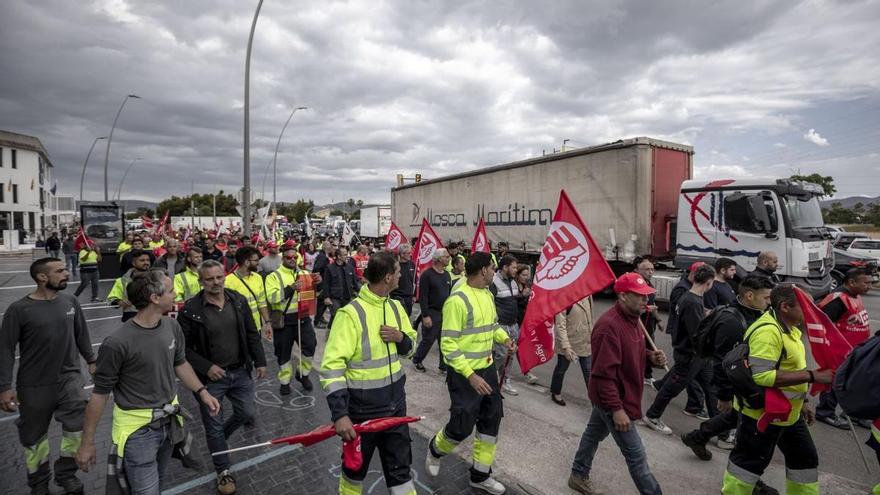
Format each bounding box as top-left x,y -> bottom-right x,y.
319,286 -> 417,408
174,267 -> 201,303
226,271 -> 267,328
440,284 -> 510,378
818,291 -> 871,347
111,397 -> 182,458
736,311 -> 809,426
265,265 -> 311,313
78,249 -> 98,266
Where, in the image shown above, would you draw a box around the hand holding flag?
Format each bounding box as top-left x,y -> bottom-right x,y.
794,287 -> 853,395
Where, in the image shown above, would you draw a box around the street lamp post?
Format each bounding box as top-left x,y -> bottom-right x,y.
115,157 -> 142,201
79,136 -> 107,203
103,94 -> 141,201
242,0 -> 264,237
272,106 -> 307,207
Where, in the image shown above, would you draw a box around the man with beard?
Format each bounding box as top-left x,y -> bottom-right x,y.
748,251 -> 781,285
120,238 -> 155,272
108,249 -> 152,322
175,247 -> 203,304
1,258 -> 96,494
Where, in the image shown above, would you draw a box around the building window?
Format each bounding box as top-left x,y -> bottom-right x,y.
11,149 -> 16,169
29,212 -> 36,234
0,187 -> 3,203
0,147 -> 3,167
12,184 -> 18,204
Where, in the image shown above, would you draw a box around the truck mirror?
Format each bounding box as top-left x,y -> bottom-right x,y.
747,194 -> 773,233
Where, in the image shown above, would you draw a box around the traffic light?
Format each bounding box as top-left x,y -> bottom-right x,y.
415,174 -> 422,182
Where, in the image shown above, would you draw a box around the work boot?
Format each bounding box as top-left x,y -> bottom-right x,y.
216,469 -> 236,494
425,449 -> 441,477
30,483 -> 50,495
469,477 -> 506,494
295,371 -> 313,392
279,383 -> 291,396
754,479 -> 780,495
56,476 -> 84,495
568,473 -> 604,494
680,432 -> 712,461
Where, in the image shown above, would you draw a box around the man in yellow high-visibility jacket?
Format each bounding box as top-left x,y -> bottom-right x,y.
427,252 -> 515,495
225,246 -> 273,340
174,247 -> 202,304
722,284 -> 832,495
265,246 -> 319,395
319,251 -> 417,495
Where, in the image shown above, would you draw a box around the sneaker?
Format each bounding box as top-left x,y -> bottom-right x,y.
754,479 -> 780,495
640,416 -> 673,435
425,449 -> 441,477
854,418 -> 873,429
216,469 -> 236,495
680,432 -> 712,461
567,473 -> 604,494
643,377 -> 655,387
501,379 -> 519,396
413,362 -> 426,373
279,383 -> 291,396
715,431 -> 735,450
683,408 -> 710,421
469,477 -> 506,494
295,371 -> 313,392
523,372 -> 539,385
90,298 -> 102,303
56,476 -> 84,494
817,414 -> 851,430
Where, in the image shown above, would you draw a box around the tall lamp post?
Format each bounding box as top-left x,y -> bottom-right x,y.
272,106 -> 307,207
115,157 -> 142,201
79,136 -> 107,203
242,0 -> 264,236
103,94 -> 141,201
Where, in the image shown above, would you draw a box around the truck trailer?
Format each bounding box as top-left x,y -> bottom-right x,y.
359,205 -> 392,240
391,137 -> 833,299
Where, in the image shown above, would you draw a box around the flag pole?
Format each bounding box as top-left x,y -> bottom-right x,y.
844,417 -> 873,472
640,321 -> 669,372
212,441 -> 274,456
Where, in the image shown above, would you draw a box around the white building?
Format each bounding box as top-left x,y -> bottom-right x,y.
0,130 -> 56,238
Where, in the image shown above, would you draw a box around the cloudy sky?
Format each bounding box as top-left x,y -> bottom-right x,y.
2,0 -> 879,206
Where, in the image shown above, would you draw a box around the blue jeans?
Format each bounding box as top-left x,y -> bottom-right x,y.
123,424 -> 174,495
65,254 -> 78,275
494,323 -> 519,375
196,367 -> 256,472
572,407 -> 662,495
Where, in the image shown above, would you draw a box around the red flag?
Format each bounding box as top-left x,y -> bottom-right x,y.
155,211 -> 170,234
141,215 -> 154,229
297,273 -> 318,317
471,217 -> 490,253
517,190 -> 615,373
412,219 -> 444,300
757,388 -> 792,432
794,287 -> 853,394
73,227 -> 93,251
385,222 -> 407,252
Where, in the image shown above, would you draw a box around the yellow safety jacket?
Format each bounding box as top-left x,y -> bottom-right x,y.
111,397 -> 183,458
440,284 -> 510,378
174,267 -> 202,303
736,310 -> 809,426
108,270 -> 135,303
225,271 -> 267,329
116,241 -> 133,259
265,265 -> 310,313
78,249 -> 99,266
148,239 -> 165,250
445,254 -> 466,274
319,286 -> 417,420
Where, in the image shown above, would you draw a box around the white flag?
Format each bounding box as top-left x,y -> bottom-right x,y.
342,222 -> 356,245
305,216 -> 312,236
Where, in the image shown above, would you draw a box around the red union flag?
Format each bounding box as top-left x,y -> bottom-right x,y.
413,219 -> 444,300
141,215 -> 154,229
517,190 -> 615,373
794,287 -> 853,394
471,217 -> 490,253
385,222 -> 407,252
155,211 -> 170,234
73,227 -> 93,251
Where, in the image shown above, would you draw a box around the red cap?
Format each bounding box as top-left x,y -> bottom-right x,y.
282,239 -> 297,249
689,261 -> 705,272
266,241 -> 278,249
613,272 -> 656,295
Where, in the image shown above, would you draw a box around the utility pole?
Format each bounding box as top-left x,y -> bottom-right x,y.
242,0 -> 264,237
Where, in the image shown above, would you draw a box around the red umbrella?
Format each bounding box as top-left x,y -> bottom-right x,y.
211,416 -> 423,457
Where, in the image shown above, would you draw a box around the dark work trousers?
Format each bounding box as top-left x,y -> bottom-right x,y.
816,390 -> 840,419
646,352 -> 717,420
327,298 -> 351,329
16,373 -> 86,489
315,298 -> 328,326
655,373 -> 706,414
73,267 -> 99,300
344,405 -> 414,489
413,316 -> 447,372
692,409 -> 740,444
550,354 -> 592,396
272,316 -> 317,380
727,416 -> 818,488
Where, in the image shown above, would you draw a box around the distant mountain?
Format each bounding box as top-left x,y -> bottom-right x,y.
821,196 -> 880,209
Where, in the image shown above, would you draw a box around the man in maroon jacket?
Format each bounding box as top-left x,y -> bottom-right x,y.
568,273 -> 667,495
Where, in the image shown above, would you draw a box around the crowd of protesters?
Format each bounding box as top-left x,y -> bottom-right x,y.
2,222 -> 879,495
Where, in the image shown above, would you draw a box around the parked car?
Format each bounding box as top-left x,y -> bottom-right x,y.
831,247 -> 879,289
832,232 -> 871,250
825,224 -> 847,236
847,238 -> 880,261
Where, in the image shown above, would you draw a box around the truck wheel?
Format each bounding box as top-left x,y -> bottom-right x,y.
830,271 -> 843,291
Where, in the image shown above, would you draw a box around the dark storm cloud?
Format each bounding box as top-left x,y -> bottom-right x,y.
1,0 -> 878,204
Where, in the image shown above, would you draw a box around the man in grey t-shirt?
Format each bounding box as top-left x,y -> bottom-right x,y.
75,270 -> 219,494
0,258 -> 96,494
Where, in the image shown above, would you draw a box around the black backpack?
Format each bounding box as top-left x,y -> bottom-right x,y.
833,333 -> 880,419
721,323 -> 785,410
693,305 -> 746,358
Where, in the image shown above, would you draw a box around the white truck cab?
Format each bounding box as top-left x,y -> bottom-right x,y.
671,178 -> 833,297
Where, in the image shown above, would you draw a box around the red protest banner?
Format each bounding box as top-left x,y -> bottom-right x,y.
471,217 -> 490,253
385,222 -> 407,252
517,190 -> 615,373
794,286 -> 853,395
412,219 -> 444,300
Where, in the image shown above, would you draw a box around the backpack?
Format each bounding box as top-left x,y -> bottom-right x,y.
693,305 -> 746,358
833,333 -> 880,419
721,323 -> 785,410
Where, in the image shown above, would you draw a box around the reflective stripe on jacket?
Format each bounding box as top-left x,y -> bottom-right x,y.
174,268 -> 201,303
440,284 -> 510,378
265,266 -> 310,313
226,271 -> 267,328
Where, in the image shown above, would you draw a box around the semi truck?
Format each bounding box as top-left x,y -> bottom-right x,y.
359,205 -> 392,240
390,137 -> 833,300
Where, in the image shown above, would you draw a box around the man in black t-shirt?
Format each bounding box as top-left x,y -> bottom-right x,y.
413,249 -> 452,373
643,264 -> 718,435
704,257 -> 737,309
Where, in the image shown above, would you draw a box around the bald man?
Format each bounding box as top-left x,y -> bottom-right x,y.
748,251 -> 780,285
